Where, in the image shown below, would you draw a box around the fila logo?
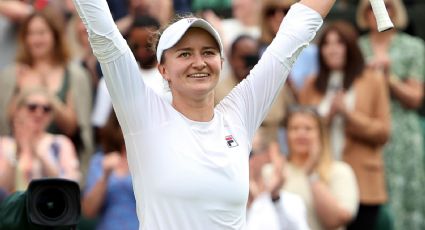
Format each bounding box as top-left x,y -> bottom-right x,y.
225,135 -> 239,148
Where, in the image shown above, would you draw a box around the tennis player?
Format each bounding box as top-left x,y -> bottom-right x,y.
73,0 -> 337,229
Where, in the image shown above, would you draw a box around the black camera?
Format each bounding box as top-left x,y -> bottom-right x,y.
0,178 -> 81,230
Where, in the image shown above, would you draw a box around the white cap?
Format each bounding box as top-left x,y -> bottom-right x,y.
156,18 -> 224,63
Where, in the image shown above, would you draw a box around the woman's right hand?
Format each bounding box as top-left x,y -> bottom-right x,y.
12,113 -> 36,152
102,152 -> 121,178
303,138 -> 321,175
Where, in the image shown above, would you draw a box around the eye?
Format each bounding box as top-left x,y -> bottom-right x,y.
203,49 -> 218,56
178,52 -> 191,58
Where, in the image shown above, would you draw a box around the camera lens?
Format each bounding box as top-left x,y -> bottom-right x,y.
36,188 -> 67,220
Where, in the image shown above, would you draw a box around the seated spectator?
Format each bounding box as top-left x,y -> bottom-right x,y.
0,87 -> 80,195
247,128 -> 310,230
82,111 -> 138,230
282,106 -> 359,230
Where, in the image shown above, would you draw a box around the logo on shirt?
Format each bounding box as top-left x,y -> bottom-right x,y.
225,135 -> 239,148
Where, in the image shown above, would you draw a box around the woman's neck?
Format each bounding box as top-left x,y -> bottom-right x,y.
172,93 -> 215,122
289,152 -> 309,168
33,130 -> 47,142
32,59 -> 56,72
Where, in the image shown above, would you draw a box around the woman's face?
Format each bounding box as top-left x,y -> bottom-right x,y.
287,113 -> 320,156
321,30 -> 347,71
159,28 -> 222,100
26,16 -> 55,59
18,93 -> 53,131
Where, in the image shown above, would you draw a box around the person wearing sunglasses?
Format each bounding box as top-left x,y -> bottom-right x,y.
73,0 -> 340,228
0,87 -> 80,196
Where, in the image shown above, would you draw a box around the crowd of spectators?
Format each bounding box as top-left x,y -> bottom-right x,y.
0,0 -> 424,229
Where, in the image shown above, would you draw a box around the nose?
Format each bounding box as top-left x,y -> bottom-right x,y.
192,54 -> 207,70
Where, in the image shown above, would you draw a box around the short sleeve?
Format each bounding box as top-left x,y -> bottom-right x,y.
328,162 -> 359,216
84,153 -> 104,194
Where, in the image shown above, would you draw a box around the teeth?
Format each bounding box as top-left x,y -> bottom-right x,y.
189,73 -> 209,78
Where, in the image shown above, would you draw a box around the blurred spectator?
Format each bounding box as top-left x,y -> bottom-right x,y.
202,0 -> 261,80
259,0 -> 318,94
192,0 -> 232,18
0,6 -> 94,158
357,0 -> 425,229
0,0 -> 33,70
326,0 -> 358,29
82,111 -> 138,230
215,35 -> 295,142
174,0 -> 192,14
247,128 -> 310,230
283,106 -> 359,230
91,15 -> 170,136
0,87 -> 80,195
71,16 -> 100,90
299,21 -> 391,230
138,0 -> 173,26
204,0 -> 261,53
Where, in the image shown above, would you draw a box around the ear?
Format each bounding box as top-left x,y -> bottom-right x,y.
157,63 -> 170,81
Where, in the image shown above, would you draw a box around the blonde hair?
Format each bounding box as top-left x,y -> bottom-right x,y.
356,0 -> 408,30
14,87 -> 52,109
8,87 -> 53,127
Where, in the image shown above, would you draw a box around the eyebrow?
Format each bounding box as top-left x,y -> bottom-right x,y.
175,46 -> 219,52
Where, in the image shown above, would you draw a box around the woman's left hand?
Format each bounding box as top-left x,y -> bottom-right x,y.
330,91 -> 346,116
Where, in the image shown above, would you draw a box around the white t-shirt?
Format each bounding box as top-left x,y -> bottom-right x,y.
73,0 -> 323,228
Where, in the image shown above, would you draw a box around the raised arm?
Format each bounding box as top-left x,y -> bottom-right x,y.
72,0 -> 157,134
299,0 -> 336,18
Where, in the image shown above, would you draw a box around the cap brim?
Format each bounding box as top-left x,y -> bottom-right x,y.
156,18 -> 224,62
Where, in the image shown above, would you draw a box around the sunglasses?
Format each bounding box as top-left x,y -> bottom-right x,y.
265,7 -> 290,17
26,103 -> 53,114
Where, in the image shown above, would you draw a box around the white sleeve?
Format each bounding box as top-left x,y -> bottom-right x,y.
91,78 -> 112,127
73,0 -> 164,134
216,3 -> 323,141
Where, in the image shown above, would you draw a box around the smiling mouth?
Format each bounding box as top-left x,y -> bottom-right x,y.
188,73 -> 210,79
